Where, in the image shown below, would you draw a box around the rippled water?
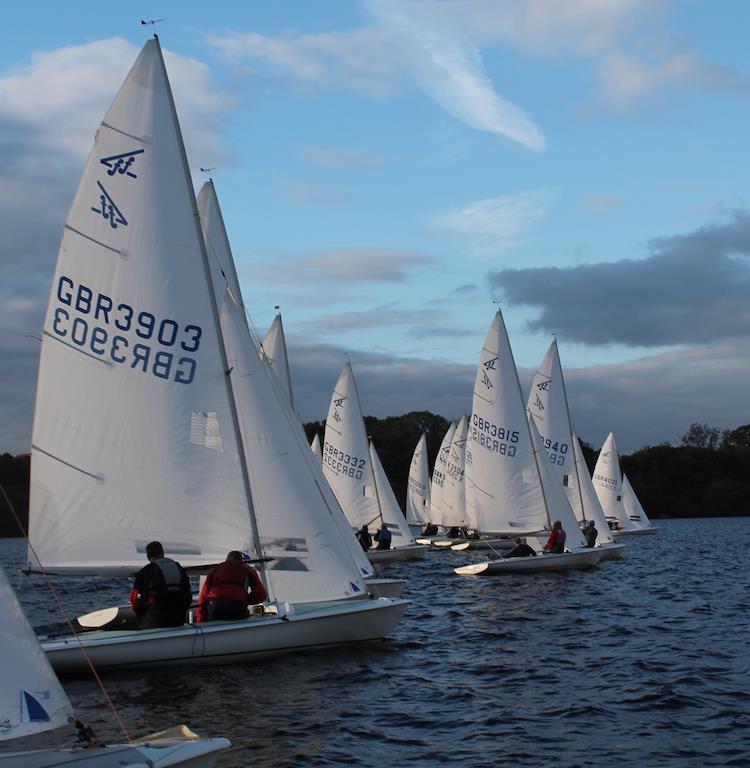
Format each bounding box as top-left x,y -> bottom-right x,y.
3,517 -> 750,767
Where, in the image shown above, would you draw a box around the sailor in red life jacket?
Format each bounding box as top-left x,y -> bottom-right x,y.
543,520 -> 567,554
196,550 -> 268,623
130,540 -> 193,629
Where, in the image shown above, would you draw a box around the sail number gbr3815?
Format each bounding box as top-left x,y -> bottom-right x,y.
50,275 -> 202,384
471,414 -> 520,457
323,441 -> 365,479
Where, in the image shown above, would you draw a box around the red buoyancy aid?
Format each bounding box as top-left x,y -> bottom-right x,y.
196,561 -> 268,623
545,528 -> 567,552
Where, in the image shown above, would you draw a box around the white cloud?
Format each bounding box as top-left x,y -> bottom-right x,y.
0,37 -> 230,165
429,190 -> 554,251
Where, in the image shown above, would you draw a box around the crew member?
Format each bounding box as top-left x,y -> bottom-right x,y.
374,524 -> 392,550
504,537 -> 537,558
130,541 -> 192,629
584,520 -> 598,548
196,551 -> 268,623
357,525 -> 373,551
543,521 -> 566,554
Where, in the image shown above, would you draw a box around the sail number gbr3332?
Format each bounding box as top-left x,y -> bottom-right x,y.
50,275 -> 202,384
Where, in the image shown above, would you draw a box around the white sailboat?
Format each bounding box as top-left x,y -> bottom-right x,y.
405,433 -> 431,534
30,37 -> 407,672
322,363 -> 424,562
441,414 -> 469,533
526,341 -> 625,560
416,422 -> 455,544
621,474 -> 660,535
455,311 -> 601,576
310,433 -> 323,461
0,564 -> 229,767
196,180 -> 404,599
592,433 -> 657,536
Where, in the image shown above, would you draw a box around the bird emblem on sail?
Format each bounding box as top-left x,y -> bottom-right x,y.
99,148 -> 145,178
91,181 -> 127,228
536,380 -> 550,391
534,393 -> 545,411
482,356 -> 498,389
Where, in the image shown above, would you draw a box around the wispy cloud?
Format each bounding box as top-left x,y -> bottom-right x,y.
247,247 -> 432,285
490,209 -> 750,346
429,190 -> 554,251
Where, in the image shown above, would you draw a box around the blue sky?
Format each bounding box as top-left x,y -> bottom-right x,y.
1,0 -> 749,454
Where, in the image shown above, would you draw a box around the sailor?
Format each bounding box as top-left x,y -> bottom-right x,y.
196,551 -> 268,623
504,537 -> 537,558
130,541 -> 192,629
374,524 -> 392,550
447,526 -> 461,538
583,520 -> 598,548
542,521 -> 567,554
357,525 -> 373,551
422,522 -> 438,536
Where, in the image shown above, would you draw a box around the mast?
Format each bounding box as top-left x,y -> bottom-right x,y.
156,37 -> 267,584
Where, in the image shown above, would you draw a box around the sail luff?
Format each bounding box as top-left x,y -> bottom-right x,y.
158,41 -> 267,579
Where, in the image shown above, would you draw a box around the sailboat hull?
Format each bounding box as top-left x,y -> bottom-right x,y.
613,526 -> 660,538
45,598 -> 408,673
454,549 -> 601,576
597,542 -> 627,560
365,578 -> 407,597
450,538 -> 514,552
0,737 -> 230,768
366,545 -> 426,562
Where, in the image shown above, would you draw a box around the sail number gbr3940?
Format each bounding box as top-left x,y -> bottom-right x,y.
50,275 -> 202,384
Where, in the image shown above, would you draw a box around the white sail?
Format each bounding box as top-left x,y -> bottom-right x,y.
310,433 -> 323,461
622,474 -> 652,529
0,566 -> 73,741
29,39 -> 252,574
429,422 -> 455,527
469,311 -> 549,535
528,414 -> 587,549
323,363 -> 382,531
405,433 -> 431,527
370,442 -> 416,547
526,341 -> 576,500
197,180 -> 246,318
592,432 -> 633,530
442,415 -> 469,527
261,314 -> 295,412
572,433 -> 614,544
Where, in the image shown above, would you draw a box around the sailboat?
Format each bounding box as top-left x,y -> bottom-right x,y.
455,311 -> 601,576
592,434 -> 659,536
622,474 -> 660,535
322,363 -> 425,562
416,422 -> 455,544
0,564 -> 229,767
196,180 -> 405,599
440,414 -> 469,537
405,433 -> 431,535
29,37 -> 407,672
526,341 -> 625,559
310,433 -> 323,461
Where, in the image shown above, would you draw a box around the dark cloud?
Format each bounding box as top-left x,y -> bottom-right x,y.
489,210 -> 750,346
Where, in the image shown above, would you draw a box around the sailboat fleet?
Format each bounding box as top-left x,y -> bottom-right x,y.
4,32 -> 662,759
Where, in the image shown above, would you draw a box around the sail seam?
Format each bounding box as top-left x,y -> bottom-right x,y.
100,121 -> 147,143
32,444 -> 104,481
65,225 -> 124,256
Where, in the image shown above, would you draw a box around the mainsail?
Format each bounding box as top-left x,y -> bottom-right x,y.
405,433 -> 431,527
29,39 -> 252,574
310,433 -> 323,461
469,311 -> 549,535
429,422 -> 455,527
592,432 -> 632,530
261,314 -> 295,412
622,474 -> 652,529
441,415 -> 468,528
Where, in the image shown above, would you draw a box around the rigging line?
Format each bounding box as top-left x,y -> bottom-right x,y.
0,481 -> 132,745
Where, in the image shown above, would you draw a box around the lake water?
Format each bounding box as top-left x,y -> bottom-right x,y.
3,517 -> 749,767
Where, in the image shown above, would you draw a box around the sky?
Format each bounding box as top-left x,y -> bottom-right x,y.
1,0 -> 749,455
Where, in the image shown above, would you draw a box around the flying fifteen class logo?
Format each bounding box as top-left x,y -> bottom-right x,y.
535,394 -> 545,411
333,396 -> 345,423
482,356 -> 498,389
91,182 -> 127,229
100,148 -> 145,178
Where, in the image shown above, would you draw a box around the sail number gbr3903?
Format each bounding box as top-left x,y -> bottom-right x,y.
50,275 -> 202,384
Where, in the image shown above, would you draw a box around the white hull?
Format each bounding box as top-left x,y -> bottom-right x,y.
366,545 -> 426,562
45,597 -> 408,673
613,526 -> 660,539
0,733 -> 229,768
365,578 -> 407,597
450,538 -> 514,552
455,549 -> 601,576
597,542 -> 627,560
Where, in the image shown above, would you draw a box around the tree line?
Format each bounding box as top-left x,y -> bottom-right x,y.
2,417 -> 748,536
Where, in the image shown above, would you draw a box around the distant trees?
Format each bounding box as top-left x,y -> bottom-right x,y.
680,422 -> 722,450
0,453 -> 30,537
